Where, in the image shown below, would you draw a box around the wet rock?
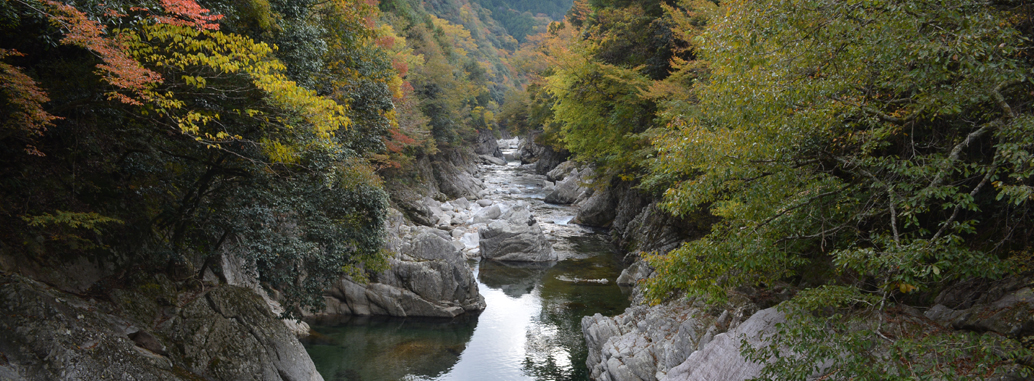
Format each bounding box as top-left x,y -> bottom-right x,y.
479,206 -> 557,262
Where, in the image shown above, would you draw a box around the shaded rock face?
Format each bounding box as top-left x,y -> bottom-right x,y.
547,160 -> 579,182
386,147 -> 485,227
545,167 -> 594,205
315,225 -> 485,319
575,184 -> 618,228
479,206 -> 557,262
475,128 -> 504,158
433,149 -> 484,200
0,274 -> 322,381
925,277 -> 1034,341
518,133 -> 569,175
581,296 -> 758,381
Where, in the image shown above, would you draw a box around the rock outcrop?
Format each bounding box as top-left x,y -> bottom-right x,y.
582,295 -> 758,381
479,206 -> 557,262
575,185 -> 618,227
0,273 -> 323,381
924,276 -> 1034,342
312,210 -> 486,319
475,128 -> 504,158
545,167 -> 593,205
518,132 -> 569,174
664,308 -> 785,381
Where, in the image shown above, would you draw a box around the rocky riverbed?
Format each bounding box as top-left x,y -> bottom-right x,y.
301,138 -> 633,381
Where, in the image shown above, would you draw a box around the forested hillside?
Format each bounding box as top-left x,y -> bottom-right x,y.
0,0 -> 521,315
505,0 -> 1034,377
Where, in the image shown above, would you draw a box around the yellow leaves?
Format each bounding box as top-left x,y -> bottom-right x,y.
260,139 -> 299,164
127,23 -> 349,150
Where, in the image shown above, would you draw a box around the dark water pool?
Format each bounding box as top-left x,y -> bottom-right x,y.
303,234 -> 630,381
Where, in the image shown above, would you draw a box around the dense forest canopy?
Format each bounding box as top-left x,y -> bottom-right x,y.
0,0 -> 522,315
503,0 -> 1034,377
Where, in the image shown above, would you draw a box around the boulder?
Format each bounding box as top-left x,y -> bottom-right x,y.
545,172 -> 588,205
473,204 -> 503,223
616,260 -> 653,286
314,226 -> 485,319
477,199 -> 493,207
479,207 -> 557,262
574,184 -> 618,227
547,160 -> 579,182
479,154 -> 508,166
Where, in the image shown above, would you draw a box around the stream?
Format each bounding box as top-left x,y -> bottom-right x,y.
302,139 -> 631,381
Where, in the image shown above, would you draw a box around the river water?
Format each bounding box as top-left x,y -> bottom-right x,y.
302,141 -> 631,381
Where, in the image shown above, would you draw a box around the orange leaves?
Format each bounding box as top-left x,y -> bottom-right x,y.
155,0 -> 223,30
0,49 -> 61,155
41,0 -> 162,105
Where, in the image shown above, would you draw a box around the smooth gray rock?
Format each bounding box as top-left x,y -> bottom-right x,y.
0,274 -> 323,381
665,308 -> 785,381
545,172 -> 588,205
480,154 -> 508,166
477,199 -> 493,207
575,185 -> 618,227
473,204 -> 502,223
315,224 -> 485,319
547,160 -> 579,182
616,260 -> 653,286
479,207 -> 557,262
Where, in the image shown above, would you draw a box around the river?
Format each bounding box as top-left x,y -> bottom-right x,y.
302,139 -> 630,381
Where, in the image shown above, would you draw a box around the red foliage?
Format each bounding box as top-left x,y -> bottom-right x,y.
392,58 -> 408,77
0,49 -> 61,136
1,49 -> 62,156
155,0 -> 223,30
43,0 -> 163,105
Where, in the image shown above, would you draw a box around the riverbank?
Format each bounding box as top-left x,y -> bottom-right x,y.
301,138 -> 632,381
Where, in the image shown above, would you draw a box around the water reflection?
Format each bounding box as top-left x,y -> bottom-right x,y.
302,315 -> 477,381
303,142 -> 631,381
